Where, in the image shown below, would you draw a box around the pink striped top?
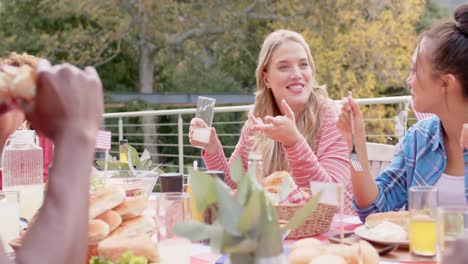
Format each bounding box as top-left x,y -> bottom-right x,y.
202,103 -> 355,215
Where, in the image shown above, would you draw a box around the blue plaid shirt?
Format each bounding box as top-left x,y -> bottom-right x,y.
354,116 -> 468,221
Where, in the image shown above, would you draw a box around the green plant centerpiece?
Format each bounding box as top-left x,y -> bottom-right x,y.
96,144 -> 164,174
172,158 -> 322,264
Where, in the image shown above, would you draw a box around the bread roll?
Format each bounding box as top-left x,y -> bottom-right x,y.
11,67 -> 36,100
325,244 -> 358,264
263,171 -> 294,189
96,210 -> 122,232
288,247 -> 322,264
109,216 -> 155,238
357,240 -> 379,264
0,72 -> 11,99
290,238 -> 323,252
89,185 -> 126,219
88,219 -> 110,243
113,195 -> 148,220
97,235 -> 159,262
365,211 -> 409,228
310,254 -> 347,264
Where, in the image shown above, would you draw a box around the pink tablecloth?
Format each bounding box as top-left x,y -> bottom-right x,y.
188,215 -> 361,263
187,215 -> 435,264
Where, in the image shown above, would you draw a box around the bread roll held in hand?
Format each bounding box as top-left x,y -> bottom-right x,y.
89,185 -> 126,219
88,219 -> 110,243
113,195 -> 148,220
364,211 -> 409,229
96,210 -> 122,232
0,65 -> 36,102
109,216 -> 155,238
98,235 -> 159,262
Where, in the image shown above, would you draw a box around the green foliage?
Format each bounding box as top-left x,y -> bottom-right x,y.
89,251 -> 148,264
172,159 -> 321,263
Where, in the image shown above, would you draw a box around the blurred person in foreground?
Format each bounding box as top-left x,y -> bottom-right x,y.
336,4 -> 468,221
189,30 -> 352,213
0,59 -> 103,263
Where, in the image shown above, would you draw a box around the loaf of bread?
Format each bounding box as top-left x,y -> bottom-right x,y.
96,210 -> 122,233
288,247 -> 323,264
88,219 -> 110,243
89,185 -> 126,219
364,211 -> 409,228
113,195 -> 147,220
109,216 -> 155,238
97,235 -> 159,262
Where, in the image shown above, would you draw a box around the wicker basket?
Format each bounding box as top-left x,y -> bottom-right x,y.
275,192 -> 336,239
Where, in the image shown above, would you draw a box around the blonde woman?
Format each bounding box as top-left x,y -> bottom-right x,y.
189,30 -> 352,213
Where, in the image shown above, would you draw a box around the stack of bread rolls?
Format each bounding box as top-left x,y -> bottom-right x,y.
88,185 -> 159,263
0,64 -> 36,103
288,238 -> 379,264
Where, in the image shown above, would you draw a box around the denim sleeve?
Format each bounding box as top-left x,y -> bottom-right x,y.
353,134 -> 411,222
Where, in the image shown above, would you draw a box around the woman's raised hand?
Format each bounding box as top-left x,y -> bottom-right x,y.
189,117 -> 220,155
336,95 -> 367,151
251,99 -> 302,148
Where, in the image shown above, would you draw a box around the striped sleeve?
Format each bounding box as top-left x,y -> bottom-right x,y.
202,122 -> 254,188
283,106 -> 353,214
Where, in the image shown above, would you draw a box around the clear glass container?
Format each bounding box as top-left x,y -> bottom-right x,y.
2,130 -> 44,220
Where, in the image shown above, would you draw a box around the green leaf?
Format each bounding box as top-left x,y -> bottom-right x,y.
237,190 -> 261,234
224,238 -> 258,254
125,144 -> 141,167
282,192 -> 322,232
255,193 -> 283,258
235,173 -> 251,206
136,159 -> 152,170
96,160 -> 129,170
171,220 -> 215,241
230,157 -> 243,184
215,179 -> 242,236
151,167 -> 165,174
140,149 -> 151,161
210,226 -> 225,254
229,253 -> 255,264
190,170 -> 217,212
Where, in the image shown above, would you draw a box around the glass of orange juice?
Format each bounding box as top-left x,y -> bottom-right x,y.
409,186 -> 438,257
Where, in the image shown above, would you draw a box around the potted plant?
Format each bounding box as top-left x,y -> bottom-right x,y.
172,159 -> 321,264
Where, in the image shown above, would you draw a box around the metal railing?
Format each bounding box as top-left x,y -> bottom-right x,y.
101,95 -> 413,174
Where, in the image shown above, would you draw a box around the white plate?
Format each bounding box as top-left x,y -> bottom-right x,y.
354,225 -> 409,247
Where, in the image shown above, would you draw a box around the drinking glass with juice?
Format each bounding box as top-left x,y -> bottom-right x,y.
408,186 -> 438,257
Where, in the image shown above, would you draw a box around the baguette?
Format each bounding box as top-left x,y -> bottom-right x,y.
109,216 -> 155,238
89,185 -> 126,219
97,235 -> 159,262
364,211 -> 409,228
113,195 -> 147,220
96,210 -> 122,232
88,219 -> 110,243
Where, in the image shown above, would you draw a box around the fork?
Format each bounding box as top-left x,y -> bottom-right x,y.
348,92 -> 363,172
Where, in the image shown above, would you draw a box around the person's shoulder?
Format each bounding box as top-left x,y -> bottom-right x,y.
406,116 -> 440,137
400,116 -> 441,152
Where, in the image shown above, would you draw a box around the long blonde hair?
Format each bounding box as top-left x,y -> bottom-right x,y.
251,30 -> 329,176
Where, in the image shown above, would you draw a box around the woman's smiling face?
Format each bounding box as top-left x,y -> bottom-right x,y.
263,40 -> 313,116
